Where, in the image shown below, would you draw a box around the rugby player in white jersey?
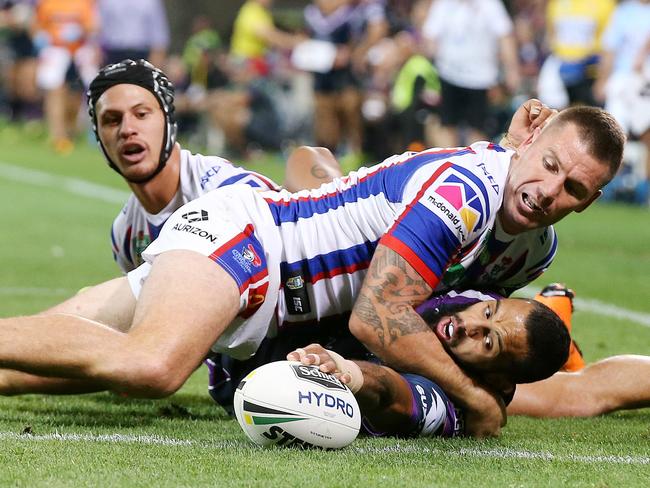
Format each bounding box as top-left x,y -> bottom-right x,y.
0,101 -> 628,437
87,59 -> 343,273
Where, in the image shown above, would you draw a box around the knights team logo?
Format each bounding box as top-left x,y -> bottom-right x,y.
242,244 -> 262,267
434,173 -> 484,232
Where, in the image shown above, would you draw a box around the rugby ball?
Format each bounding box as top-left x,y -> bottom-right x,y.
234,360 -> 361,449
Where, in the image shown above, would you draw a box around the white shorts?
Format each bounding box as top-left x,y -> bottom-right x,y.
36,44 -> 97,90
605,69 -> 650,137
127,186 -> 282,360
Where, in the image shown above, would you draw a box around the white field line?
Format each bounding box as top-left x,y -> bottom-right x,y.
2,161 -> 650,328
519,286 -> 650,328
0,431 -> 648,465
0,161 -> 129,204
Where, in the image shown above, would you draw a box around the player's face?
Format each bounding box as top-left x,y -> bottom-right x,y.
500,122 -> 607,234
95,84 -> 165,181
432,299 -> 530,372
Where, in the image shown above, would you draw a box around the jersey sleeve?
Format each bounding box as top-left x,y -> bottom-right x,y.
363,373 -> 464,438
380,146 -> 502,289
196,155 -> 280,193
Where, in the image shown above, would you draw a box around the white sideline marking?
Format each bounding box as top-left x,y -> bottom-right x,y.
0,161 -> 129,204
519,286 -> 650,328
1,431 -> 648,465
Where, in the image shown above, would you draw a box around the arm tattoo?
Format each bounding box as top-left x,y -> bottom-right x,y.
310,164 -> 329,180
353,245 -> 433,347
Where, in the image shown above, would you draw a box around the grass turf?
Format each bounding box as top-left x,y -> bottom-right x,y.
0,126 -> 649,486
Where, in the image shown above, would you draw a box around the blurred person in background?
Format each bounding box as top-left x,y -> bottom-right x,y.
594,0 -> 650,205
0,0 -> 39,122
32,0 -> 99,153
537,0 -> 614,109
304,0 -> 363,158
230,0 -> 302,77
421,0 -> 520,148
97,0 -> 169,68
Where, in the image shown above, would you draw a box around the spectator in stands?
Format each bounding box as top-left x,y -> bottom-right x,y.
304,0 -> 363,157
595,0 -> 650,205
230,0 -> 301,77
421,0 -> 520,147
538,0 -> 614,109
97,0 -> 169,68
0,0 -> 39,121
32,0 -> 99,153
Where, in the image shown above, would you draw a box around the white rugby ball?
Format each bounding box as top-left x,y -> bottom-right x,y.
234,360 -> 361,449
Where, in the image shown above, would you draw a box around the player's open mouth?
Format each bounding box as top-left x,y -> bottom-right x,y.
435,316 -> 456,342
522,193 -> 542,213
121,142 -> 146,163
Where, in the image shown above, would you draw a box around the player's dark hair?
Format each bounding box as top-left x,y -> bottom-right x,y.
551,106 -> 625,185
510,299 -> 570,384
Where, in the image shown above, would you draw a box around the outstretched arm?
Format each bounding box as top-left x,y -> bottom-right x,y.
288,344 -> 412,430
348,244 -> 505,437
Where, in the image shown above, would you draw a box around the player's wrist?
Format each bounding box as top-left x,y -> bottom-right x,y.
324,349 -> 364,393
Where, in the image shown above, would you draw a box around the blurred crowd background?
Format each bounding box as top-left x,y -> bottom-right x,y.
1,0 -> 649,204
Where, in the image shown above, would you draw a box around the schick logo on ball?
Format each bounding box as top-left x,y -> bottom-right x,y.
298,390 -> 355,418
290,364 -> 346,390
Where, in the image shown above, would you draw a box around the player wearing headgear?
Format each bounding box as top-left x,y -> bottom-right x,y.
0,97 -> 625,438
87,59 -> 342,272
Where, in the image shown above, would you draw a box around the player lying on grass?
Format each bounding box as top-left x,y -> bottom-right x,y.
88,59 -> 342,273
287,286 -> 650,437
0,94 -> 624,438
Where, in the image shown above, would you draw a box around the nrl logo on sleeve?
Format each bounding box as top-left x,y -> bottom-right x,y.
290,364 -> 346,390
182,209 -> 209,222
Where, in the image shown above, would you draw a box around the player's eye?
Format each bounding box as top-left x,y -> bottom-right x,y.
485,335 -> 493,350
484,306 -> 492,319
543,157 -> 556,173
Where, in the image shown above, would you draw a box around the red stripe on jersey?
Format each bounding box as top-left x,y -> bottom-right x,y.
208,224 -> 255,262
386,161 -> 453,235
379,235 -> 440,289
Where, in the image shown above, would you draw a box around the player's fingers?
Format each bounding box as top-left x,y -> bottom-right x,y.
286,347 -> 307,361
531,107 -> 558,129
338,372 -> 352,384
318,358 -> 339,374
307,353 -> 321,366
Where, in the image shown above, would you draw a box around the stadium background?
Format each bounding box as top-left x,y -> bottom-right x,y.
0,1 -> 649,485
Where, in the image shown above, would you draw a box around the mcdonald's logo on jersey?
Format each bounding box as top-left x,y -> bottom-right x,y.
434,173 -> 484,232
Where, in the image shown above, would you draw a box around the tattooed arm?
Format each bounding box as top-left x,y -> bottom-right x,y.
349,244 -> 506,437
282,146 -> 344,192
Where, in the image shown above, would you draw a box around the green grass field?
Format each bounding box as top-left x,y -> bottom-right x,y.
0,125 -> 649,487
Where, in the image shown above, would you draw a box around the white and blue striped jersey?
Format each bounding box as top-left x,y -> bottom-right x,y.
261,141 -> 557,331
110,149 -> 279,273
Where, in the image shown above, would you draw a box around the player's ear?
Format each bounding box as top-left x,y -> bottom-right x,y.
575,190 -> 602,213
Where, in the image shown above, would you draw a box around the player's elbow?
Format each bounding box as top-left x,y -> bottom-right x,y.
349,313 -> 381,351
